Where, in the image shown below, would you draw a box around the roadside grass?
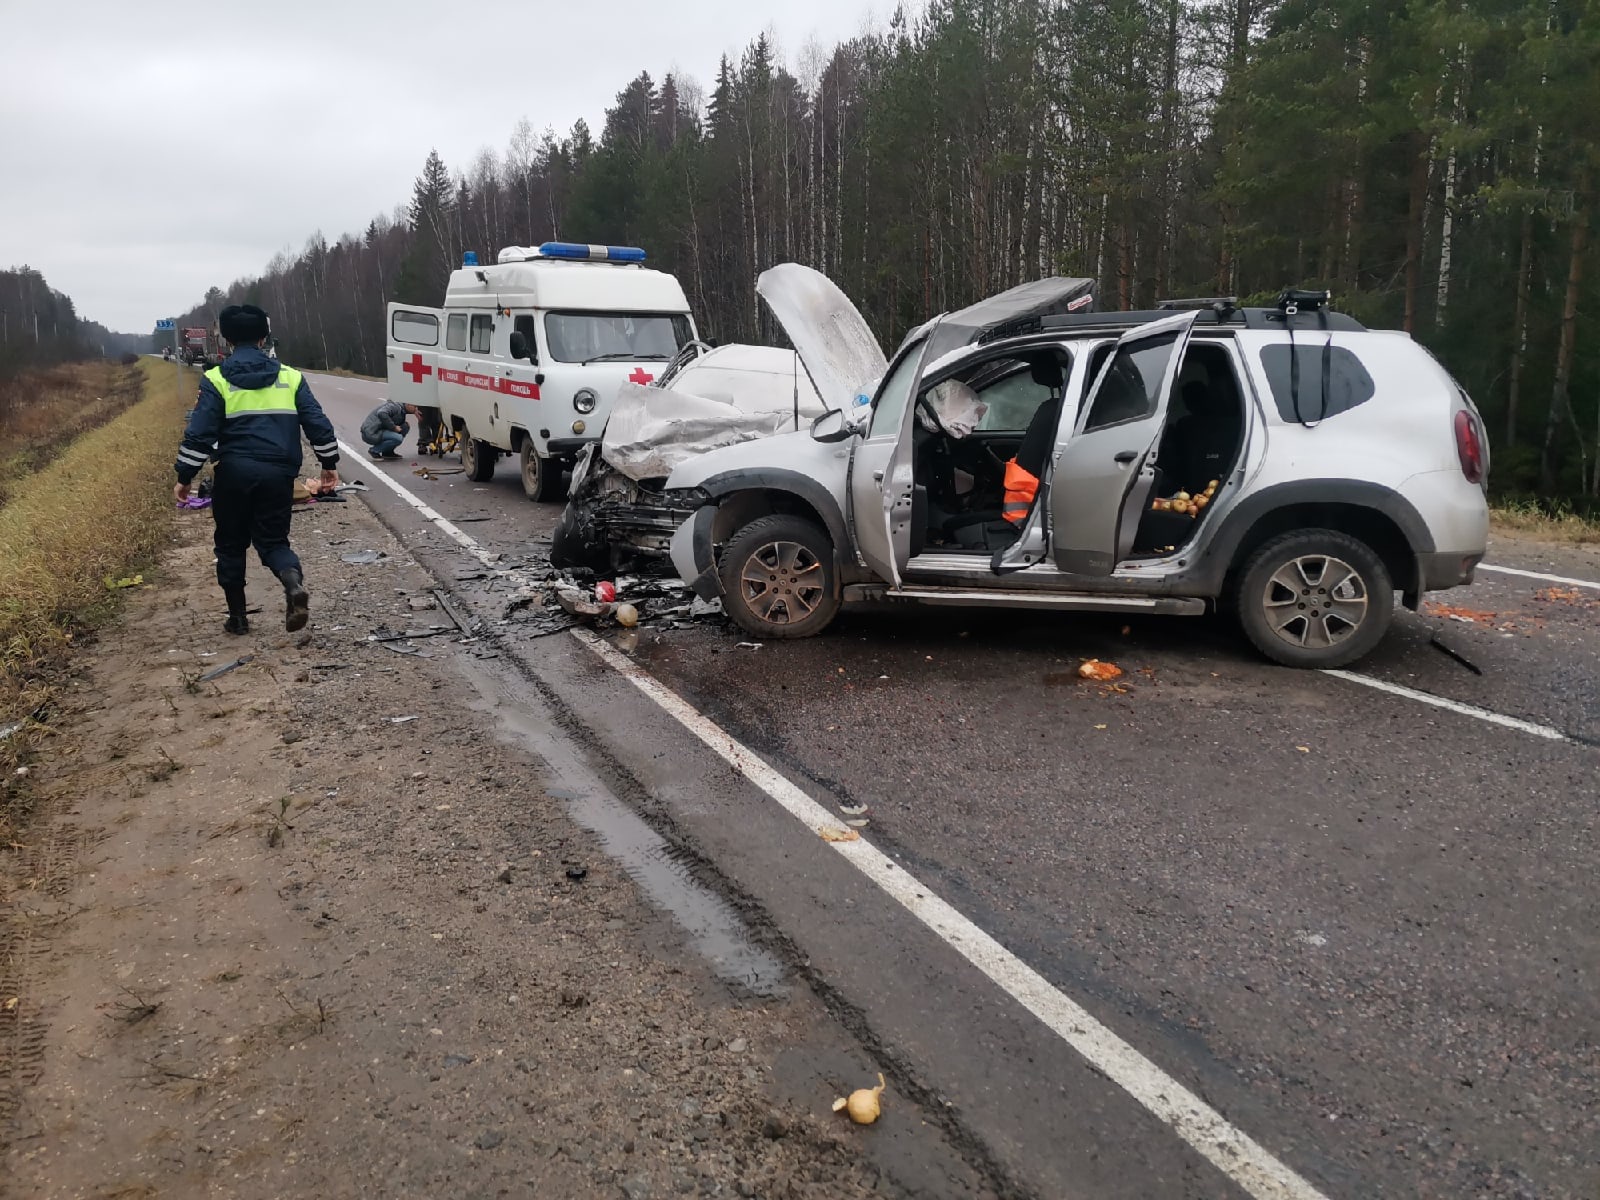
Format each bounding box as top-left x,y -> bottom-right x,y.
1,361 -> 191,835
0,362 -> 149,508
1490,497 -> 1600,544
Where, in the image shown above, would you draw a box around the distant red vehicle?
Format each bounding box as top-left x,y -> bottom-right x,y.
178,325 -> 227,367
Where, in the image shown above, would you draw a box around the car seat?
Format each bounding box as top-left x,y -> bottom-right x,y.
942,353 -> 1064,547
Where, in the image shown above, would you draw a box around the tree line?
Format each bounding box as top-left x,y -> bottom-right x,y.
0,267 -> 141,381
162,0 -> 1600,500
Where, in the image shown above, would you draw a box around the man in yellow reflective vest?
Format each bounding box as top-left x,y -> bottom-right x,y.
173,305 -> 341,635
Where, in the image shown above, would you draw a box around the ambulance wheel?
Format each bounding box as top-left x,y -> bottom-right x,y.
520,442 -> 564,502
460,432 -> 495,482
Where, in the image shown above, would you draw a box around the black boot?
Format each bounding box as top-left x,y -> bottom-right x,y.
280,567 -> 310,632
223,586 -> 249,635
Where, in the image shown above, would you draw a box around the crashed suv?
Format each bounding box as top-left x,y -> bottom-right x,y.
550,340 -> 840,573
661,266 -> 1490,669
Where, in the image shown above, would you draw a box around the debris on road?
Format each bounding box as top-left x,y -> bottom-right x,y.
198,655 -> 253,682
595,580 -> 617,603
340,550 -> 385,565
736,641 -> 763,650
1077,659 -> 1123,681
832,1073 -> 887,1125
615,602 -> 640,628
820,827 -> 860,843
1429,631 -> 1484,675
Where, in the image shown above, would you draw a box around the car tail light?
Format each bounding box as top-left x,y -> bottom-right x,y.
1454,410 -> 1484,484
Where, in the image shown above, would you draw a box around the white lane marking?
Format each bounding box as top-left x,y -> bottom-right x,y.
334,437 -> 496,567
1479,563 -> 1600,590
572,628 -> 1328,1200
327,456 -> 1584,753
1323,670 -> 1570,742
326,457 -> 1326,1194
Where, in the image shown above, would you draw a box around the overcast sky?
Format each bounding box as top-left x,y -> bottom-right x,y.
0,0 -> 882,333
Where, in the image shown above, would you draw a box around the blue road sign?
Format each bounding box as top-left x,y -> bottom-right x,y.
155,318 -> 176,331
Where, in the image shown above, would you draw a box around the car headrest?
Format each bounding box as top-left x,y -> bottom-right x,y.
1028,355 -> 1063,390
1182,380 -> 1219,416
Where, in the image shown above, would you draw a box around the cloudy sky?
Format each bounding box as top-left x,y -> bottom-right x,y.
0,0 -> 882,333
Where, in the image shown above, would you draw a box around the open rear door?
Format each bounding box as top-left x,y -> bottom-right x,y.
385,303 -> 443,409
847,332 -> 932,590
1048,311 -> 1198,576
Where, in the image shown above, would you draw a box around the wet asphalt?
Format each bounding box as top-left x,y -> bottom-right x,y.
309,372 -> 1599,1199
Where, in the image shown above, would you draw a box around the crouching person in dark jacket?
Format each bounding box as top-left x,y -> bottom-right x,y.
173,304 -> 340,635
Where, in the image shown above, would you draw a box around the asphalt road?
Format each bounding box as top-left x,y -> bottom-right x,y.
306,370 -> 1599,1199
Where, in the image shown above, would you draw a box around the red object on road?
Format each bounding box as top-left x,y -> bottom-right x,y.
595,581 -> 617,603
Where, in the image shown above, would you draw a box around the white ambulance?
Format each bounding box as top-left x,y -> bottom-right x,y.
384,243 -> 698,500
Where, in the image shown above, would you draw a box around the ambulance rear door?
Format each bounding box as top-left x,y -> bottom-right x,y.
386,303 -> 443,409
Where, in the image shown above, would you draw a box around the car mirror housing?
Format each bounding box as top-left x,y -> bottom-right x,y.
810,408 -> 855,443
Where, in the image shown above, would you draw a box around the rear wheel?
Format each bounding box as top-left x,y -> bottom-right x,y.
460,429 -> 495,482
1234,529 -> 1393,668
719,515 -> 840,640
520,441 -> 564,502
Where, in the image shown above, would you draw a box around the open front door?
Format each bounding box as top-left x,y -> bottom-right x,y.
847,333 -> 932,589
385,303 -> 444,410
1048,312 -> 1198,576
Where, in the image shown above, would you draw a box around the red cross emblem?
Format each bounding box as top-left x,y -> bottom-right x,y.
402,353 -> 433,384
628,367 -> 655,385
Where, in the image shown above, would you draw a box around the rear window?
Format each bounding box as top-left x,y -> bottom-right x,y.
1259,344 -> 1375,423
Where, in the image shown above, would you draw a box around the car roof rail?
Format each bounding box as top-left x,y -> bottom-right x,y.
1156,296 -> 1239,318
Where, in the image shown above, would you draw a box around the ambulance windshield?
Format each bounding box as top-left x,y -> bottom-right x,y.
545,311 -> 692,364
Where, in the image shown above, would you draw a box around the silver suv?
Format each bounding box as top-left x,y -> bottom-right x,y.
662,266 -> 1490,668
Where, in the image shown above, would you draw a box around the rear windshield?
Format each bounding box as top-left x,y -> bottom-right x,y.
544,311 -> 691,364
1259,344 -> 1375,422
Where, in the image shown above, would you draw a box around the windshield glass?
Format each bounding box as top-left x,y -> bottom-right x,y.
544,311 -> 692,363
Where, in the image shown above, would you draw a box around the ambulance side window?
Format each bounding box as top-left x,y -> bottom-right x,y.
513,314 -> 538,363
446,314 -> 467,352
469,313 -> 493,354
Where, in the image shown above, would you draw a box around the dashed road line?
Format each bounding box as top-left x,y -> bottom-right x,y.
334,437 -> 496,567
339,457 -> 1594,1194
1478,563 -> 1600,590
574,628 -> 1328,1200
1324,670 -> 1572,742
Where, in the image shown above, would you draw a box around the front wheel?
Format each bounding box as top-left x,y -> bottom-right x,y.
520,441 -> 564,502
718,514 -> 840,640
460,430 -> 495,482
1234,529 -> 1394,668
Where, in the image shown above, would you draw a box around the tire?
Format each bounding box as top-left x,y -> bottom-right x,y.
520,441 -> 564,502
719,514 -> 840,640
460,430 -> 495,482
1233,529 -> 1394,668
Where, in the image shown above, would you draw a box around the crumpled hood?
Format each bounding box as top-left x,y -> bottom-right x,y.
756,264 -> 887,412
219,346 -> 283,389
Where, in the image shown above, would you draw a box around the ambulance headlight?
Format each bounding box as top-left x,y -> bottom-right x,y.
573,388 -> 598,414
572,420 -> 587,435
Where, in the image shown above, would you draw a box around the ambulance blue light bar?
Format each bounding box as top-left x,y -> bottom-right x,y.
537,242 -> 647,263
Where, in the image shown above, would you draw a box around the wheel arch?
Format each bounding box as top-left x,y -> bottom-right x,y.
696,470 -> 850,564
1200,481 -> 1432,597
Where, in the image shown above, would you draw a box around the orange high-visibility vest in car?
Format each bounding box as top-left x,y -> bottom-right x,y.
1002,459 -> 1038,525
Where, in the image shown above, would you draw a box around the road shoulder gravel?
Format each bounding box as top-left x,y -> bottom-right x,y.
0,494 -> 991,1200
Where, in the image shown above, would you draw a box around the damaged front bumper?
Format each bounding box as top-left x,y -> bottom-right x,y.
669,504 -> 721,601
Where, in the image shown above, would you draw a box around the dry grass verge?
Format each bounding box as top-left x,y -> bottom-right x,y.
1491,498 -> 1600,544
1,362 -> 190,830
0,362 -> 149,507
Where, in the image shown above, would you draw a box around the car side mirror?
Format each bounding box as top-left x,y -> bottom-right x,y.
509,330 -> 535,362
810,408 -> 855,443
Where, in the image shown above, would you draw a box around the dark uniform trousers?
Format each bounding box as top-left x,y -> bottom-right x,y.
210,458 -> 302,589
